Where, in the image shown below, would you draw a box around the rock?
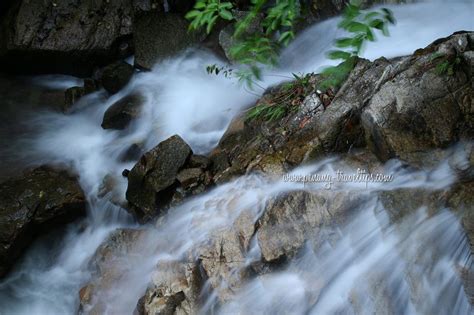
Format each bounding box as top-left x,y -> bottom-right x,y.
257,190 -> 363,262
64,86 -> 85,112
188,154 -> 210,169
126,135 -> 193,221
83,79 -> 100,94
197,210 -> 256,302
167,0 -> 196,14
139,260 -> 203,315
120,143 -> 145,162
361,32 -> 473,163
134,12 -> 204,69
0,0 -> 135,76
64,78 -> 101,111
0,167 -> 86,277
209,150 -> 230,174
212,32 -> 473,179
100,61 -> 135,94
176,168 -> 203,189
101,93 -> 144,130
79,228 -> 149,314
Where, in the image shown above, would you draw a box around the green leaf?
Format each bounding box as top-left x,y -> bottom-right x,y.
335,37 -> 354,48
327,50 -> 352,60
219,9 -> 233,20
369,19 -> 385,30
382,8 -> 395,24
195,1 -> 206,9
185,10 -> 201,20
364,12 -> 380,21
345,21 -> 369,33
206,15 -> 218,34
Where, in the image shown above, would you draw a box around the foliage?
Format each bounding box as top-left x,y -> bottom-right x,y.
319,2 -> 395,90
186,0 -> 395,122
246,72 -> 316,122
185,0 -> 234,34
187,0 -> 300,87
431,53 -> 461,76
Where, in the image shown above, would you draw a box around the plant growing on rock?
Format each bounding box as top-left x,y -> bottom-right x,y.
186,0 -> 395,121
319,3 -> 395,90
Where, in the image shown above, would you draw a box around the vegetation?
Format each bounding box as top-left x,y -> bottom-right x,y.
431,52 -> 461,76
186,0 -> 395,121
246,72 -> 316,121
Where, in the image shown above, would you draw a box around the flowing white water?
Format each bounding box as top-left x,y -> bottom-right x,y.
0,0 -> 473,314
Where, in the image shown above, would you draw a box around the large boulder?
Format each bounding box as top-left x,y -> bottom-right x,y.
0,167 -> 86,277
361,32 -> 473,163
0,0 -> 136,76
125,135 -> 193,221
211,32 -> 473,184
134,12 -> 204,70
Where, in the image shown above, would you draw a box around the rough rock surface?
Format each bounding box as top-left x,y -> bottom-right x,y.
100,61 -> 135,94
134,12 -> 204,70
125,135 -> 193,221
0,0 -> 136,75
78,228 -> 149,315
101,93 -> 144,130
0,167 -> 86,277
210,32 -> 473,184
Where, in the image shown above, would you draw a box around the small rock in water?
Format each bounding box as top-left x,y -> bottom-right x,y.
100,61 -> 135,94
101,93 -> 144,130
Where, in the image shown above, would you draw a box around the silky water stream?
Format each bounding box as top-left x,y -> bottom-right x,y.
0,1 -> 473,314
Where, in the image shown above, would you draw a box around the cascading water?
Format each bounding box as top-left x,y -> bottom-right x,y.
0,0 -> 473,314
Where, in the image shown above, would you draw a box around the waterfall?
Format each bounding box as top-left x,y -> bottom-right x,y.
0,1 -> 472,314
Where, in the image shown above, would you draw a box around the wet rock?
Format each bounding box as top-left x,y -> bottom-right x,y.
100,61 -> 135,94
139,260 -> 203,315
209,150 -> 230,175
362,32 -> 473,163
79,228 -> 149,315
177,168 -> 203,189
64,86 -> 85,112
257,190 -> 363,262
0,0 -> 135,76
0,167 -> 86,277
126,135 -> 193,221
64,79 -> 100,111
101,93 -> 144,130
120,143 -> 145,162
213,32 -> 473,179
197,210 -> 256,302
188,154 -> 211,169
134,12 -> 204,70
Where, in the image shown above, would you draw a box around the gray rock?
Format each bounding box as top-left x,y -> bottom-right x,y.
126,135 -> 193,221
79,228 -> 148,314
0,167 -> 86,277
176,168 -> 203,189
134,12 -> 204,70
362,33 -> 473,163
64,86 -> 85,112
101,61 -> 135,94
188,154 -> 210,169
101,93 -> 144,130
257,190 -> 363,262
0,0 -> 135,75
